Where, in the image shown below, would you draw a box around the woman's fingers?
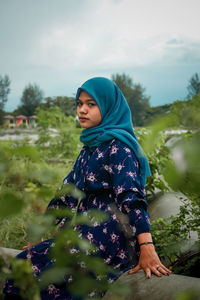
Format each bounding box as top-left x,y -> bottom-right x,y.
157,264 -> 172,276
22,243 -> 34,250
22,245 -> 29,250
151,266 -> 163,277
128,262 -> 172,278
161,264 -> 172,274
129,264 -> 172,278
129,265 -> 152,278
145,268 -> 151,279
128,264 -> 140,274
152,264 -> 172,277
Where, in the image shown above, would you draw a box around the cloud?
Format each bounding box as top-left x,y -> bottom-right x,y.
1,0 -> 200,72
29,29 -> 200,71
1,0 -> 200,111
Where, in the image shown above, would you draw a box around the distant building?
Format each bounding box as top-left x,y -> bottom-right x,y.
3,115 -> 37,128
28,115 -> 37,128
3,115 -> 15,128
15,115 -> 28,127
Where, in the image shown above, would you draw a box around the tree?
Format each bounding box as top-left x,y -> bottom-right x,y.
187,73 -> 200,99
39,96 -> 76,117
18,83 -> 44,116
170,95 -> 200,129
112,73 -> 150,126
0,74 -> 11,110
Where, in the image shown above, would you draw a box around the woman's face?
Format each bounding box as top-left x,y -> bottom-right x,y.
77,90 -> 102,129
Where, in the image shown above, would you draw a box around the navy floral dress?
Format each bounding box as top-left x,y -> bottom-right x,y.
4,139 -> 150,299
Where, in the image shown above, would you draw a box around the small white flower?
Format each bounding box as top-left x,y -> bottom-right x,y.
127,171 -> 135,178
80,261 -> 86,268
117,250 -> 127,259
87,172 -> 97,182
70,248 -> 78,254
124,147 -> 131,153
99,243 -> 106,251
88,291 -> 96,297
103,228 -> 107,234
117,164 -> 123,171
112,214 -> 117,220
32,265 -> 39,272
111,146 -> 118,155
116,185 -> 124,195
108,166 -> 113,173
94,222 -> 99,227
86,232 -> 94,242
98,152 -> 103,158
110,233 -> 118,242
105,257 -> 111,263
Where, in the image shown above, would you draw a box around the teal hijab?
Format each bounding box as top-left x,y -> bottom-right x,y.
76,77 -> 151,186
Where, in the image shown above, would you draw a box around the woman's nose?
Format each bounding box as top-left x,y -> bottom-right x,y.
79,104 -> 88,113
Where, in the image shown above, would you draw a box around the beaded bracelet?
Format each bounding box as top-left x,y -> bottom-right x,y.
139,242 -> 154,246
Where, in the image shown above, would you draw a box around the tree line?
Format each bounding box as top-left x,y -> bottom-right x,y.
0,73 -> 200,126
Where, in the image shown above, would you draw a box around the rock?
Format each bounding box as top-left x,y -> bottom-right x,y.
0,247 -> 21,257
103,270 -> 200,300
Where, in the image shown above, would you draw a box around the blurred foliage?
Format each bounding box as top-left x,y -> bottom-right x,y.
112,73 -> 150,126
140,99 -> 200,277
175,288 -> 200,300
0,74 -> 11,110
16,83 -> 44,116
151,196 -> 200,270
39,96 -> 76,117
0,116 -> 120,299
170,95 -> 200,129
136,126 -> 170,198
0,93 -> 200,298
187,73 -> 200,99
36,106 -> 82,159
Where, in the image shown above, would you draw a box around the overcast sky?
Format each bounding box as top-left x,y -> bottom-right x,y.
1,0 -> 200,111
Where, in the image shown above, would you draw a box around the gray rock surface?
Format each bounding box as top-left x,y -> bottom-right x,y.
104,270 -> 200,300
0,247 -> 21,257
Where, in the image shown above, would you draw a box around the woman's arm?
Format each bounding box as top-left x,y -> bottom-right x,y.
108,140 -> 172,278
129,232 -> 172,278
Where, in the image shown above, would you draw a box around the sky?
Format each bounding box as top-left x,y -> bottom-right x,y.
1,0 -> 200,111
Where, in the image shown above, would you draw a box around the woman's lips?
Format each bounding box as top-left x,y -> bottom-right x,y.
79,117 -> 89,121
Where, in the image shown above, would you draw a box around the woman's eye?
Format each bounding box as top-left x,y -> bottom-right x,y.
88,103 -> 95,107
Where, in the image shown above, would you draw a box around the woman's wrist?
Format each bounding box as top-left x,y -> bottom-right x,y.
137,232 -> 154,248
139,241 -> 154,246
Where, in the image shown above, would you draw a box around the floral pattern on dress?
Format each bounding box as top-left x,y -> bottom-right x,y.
4,139 -> 150,299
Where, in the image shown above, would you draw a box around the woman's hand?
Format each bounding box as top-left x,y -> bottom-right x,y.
22,240 -> 43,250
22,243 -> 35,250
129,232 -> 172,278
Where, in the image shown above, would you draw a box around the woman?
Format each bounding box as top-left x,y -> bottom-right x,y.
4,77 -> 171,299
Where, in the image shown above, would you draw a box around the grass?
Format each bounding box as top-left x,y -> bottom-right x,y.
0,156 -> 74,250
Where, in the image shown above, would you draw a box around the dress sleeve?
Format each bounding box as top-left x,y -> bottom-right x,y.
108,140 -> 151,235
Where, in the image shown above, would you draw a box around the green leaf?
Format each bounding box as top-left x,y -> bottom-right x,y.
27,215 -> 54,243
0,192 -> 24,217
39,267 -> 69,289
88,210 -> 108,224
